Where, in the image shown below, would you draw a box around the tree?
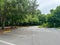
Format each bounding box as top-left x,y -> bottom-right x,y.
0,0 -> 7,29
47,6 -> 60,27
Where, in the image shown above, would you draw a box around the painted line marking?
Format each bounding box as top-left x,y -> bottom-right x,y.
0,40 -> 15,45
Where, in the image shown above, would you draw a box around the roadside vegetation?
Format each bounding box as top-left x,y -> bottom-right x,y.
0,0 -> 60,30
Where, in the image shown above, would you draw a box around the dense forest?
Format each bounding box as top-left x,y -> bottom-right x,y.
0,0 -> 60,29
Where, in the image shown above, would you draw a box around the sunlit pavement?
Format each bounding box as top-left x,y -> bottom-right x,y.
0,26 -> 60,45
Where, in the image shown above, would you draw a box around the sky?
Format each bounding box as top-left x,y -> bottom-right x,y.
37,0 -> 60,14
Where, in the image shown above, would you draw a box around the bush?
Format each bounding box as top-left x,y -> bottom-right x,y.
39,23 -> 49,28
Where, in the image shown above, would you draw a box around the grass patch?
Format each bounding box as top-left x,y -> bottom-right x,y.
39,23 -> 49,28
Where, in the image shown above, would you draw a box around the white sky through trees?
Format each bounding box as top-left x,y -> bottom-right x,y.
37,0 -> 60,14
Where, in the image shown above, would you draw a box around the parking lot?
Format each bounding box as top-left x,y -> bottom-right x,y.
0,26 -> 60,45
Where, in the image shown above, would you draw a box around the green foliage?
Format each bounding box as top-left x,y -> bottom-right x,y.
39,23 -> 49,28
46,6 -> 60,27
0,0 -> 60,29
0,0 -> 41,28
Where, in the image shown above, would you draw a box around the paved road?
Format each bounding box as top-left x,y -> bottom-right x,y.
0,26 -> 60,45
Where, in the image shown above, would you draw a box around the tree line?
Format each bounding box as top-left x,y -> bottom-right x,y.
0,0 -> 60,29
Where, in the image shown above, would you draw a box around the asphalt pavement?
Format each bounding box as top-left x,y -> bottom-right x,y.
0,26 -> 60,45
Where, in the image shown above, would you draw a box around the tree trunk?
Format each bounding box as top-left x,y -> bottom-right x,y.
1,16 -> 5,29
